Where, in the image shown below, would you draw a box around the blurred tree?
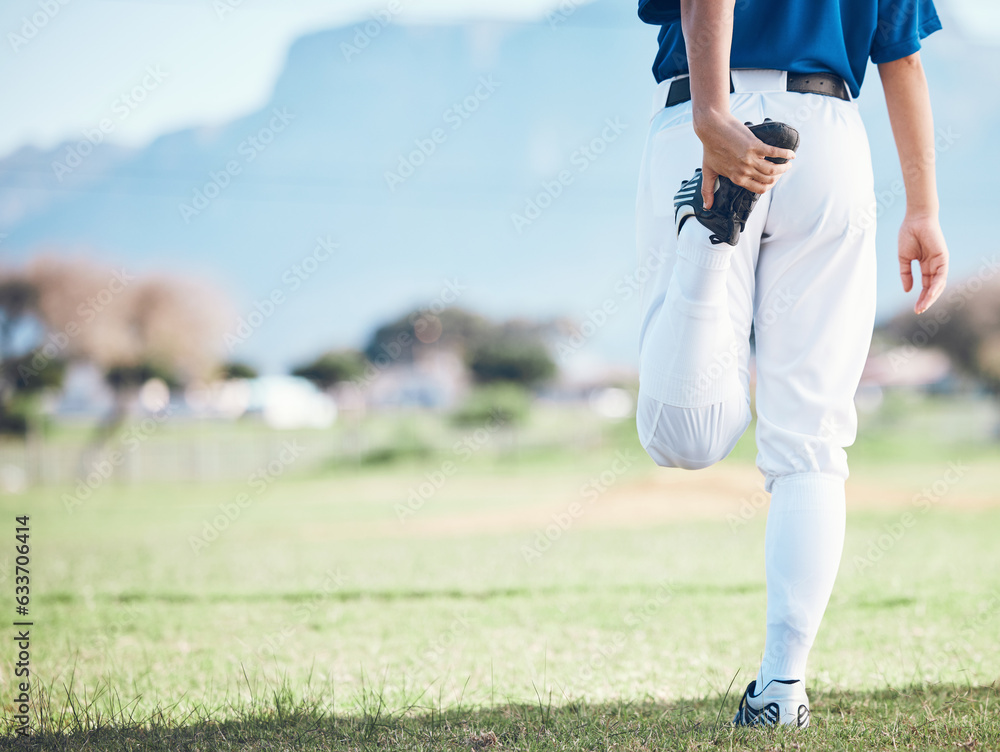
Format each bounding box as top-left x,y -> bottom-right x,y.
466,330 -> 556,387
887,276 -> 1000,393
292,349 -> 367,389
104,362 -> 180,391
3,350 -> 66,392
0,273 -> 38,414
15,255 -> 233,457
0,275 -> 37,357
26,257 -> 230,382
364,306 -> 558,389
0,351 -> 68,434
220,361 -> 258,380
364,307 -> 491,365
0,271 -> 68,434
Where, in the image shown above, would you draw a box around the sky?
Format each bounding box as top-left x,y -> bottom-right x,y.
2,0 -> 995,160
0,0 -> 597,159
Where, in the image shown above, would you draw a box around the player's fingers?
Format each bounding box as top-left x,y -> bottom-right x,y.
728,171 -> 774,193
756,159 -> 790,176
916,287 -> 935,314
737,170 -> 775,188
899,257 -> 914,293
916,262 -> 948,314
914,271 -> 936,313
741,158 -> 790,187
724,149 -> 792,192
701,166 -> 719,209
756,144 -> 797,165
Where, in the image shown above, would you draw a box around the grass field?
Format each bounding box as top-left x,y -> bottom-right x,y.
1,399 -> 999,750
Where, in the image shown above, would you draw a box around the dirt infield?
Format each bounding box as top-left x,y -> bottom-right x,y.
319,458 -> 1000,541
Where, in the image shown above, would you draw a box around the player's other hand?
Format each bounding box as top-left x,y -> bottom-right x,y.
898,212 -> 948,314
693,111 -> 796,209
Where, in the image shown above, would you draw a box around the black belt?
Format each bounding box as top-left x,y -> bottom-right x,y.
665,71 -> 850,108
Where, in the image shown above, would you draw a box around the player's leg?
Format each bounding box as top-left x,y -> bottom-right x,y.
750,91 -> 877,694
636,96 -> 758,470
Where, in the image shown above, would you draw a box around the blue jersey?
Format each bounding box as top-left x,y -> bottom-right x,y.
637,0 -> 941,97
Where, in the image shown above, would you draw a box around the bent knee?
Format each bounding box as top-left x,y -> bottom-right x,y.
637,396 -> 750,471
642,437 -> 730,470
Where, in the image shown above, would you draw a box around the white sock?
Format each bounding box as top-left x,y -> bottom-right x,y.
643,229 -> 740,407
757,474 -> 846,688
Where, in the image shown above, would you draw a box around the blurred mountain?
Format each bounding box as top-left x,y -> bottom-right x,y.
0,0 -> 994,373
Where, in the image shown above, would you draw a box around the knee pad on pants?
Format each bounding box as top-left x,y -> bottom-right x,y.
637,392 -> 751,470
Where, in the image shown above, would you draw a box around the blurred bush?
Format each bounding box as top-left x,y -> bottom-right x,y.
451,383 -> 530,427
219,361 -> 259,380
888,275 -> 1000,394
292,349 -> 367,390
466,331 -> 555,387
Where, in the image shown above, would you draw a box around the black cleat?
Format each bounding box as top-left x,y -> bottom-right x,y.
674,119 -> 800,246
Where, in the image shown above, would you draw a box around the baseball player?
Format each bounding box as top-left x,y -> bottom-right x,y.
635,0 -> 948,727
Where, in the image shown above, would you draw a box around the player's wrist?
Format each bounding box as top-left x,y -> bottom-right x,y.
692,106 -> 733,138
903,202 -> 940,221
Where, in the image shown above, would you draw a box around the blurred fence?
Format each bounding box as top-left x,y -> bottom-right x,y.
0,430 -> 336,489
0,409 -> 619,491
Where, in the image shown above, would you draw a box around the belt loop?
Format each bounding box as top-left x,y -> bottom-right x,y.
730,69 -> 786,93
651,78 -> 675,118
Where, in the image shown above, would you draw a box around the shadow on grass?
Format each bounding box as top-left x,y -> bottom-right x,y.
36,581 -> 764,607
2,682 -> 997,751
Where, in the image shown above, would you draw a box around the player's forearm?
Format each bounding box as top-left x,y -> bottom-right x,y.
878,52 -> 939,216
680,0 -> 736,135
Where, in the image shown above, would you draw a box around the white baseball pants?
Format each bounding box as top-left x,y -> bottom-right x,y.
636,69 -> 876,488
635,70 -> 877,683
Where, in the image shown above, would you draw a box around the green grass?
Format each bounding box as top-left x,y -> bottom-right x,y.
1,401 -> 999,749
6,681 -> 1000,750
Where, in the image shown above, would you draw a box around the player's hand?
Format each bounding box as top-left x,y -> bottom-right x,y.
898,212 -> 948,314
693,111 -> 796,209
